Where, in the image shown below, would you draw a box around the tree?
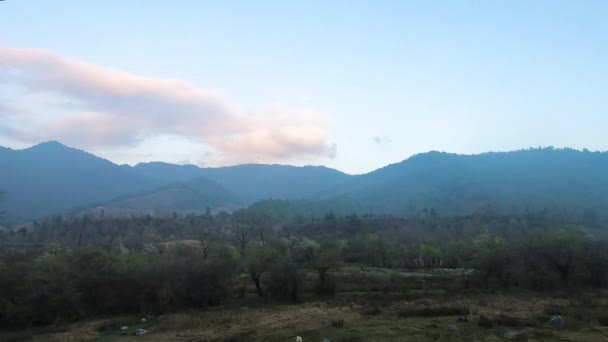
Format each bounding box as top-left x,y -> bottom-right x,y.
312,240 -> 341,289
198,228 -> 212,260
419,244 -> 442,268
232,210 -> 252,257
472,233 -> 512,288
442,240 -> 473,268
244,245 -> 275,297
527,229 -> 586,287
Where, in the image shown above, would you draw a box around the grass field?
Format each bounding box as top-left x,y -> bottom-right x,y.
2,266 -> 608,341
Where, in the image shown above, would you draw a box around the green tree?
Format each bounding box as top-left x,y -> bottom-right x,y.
442,240 -> 473,268
312,240 -> 341,289
244,244 -> 275,297
419,244 -> 442,268
473,233 -> 512,288
527,229 -> 586,287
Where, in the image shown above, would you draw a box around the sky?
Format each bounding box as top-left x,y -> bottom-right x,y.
1,1 -> 607,174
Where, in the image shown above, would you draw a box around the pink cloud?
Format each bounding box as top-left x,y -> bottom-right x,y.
0,46 -> 335,164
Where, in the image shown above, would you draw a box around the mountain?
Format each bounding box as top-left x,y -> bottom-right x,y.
133,162 -> 354,203
0,142 -> 351,223
321,148 -> 608,216
104,177 -> 241,214
0,142 -> 160,224
2,142 -> 608,224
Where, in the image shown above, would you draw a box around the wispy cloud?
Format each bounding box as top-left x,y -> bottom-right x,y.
0,46 -> 336,164
372,135 -> 392,145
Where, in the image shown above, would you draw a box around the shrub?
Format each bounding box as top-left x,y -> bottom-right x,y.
495,313 -> 526,327
543,304 -> 565,316
597,313 -> 608,327
331,319 -> 345,328
478,315 -> 493,328
398,305 -> 468,318
360,305 -> 382,316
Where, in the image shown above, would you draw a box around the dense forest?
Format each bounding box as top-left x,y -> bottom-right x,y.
2,208 -> 607,329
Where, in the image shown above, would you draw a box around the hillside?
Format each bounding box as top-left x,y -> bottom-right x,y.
133,162 -> 353,203
316,148 -> 608,216
2,143 -> 608,224
0,142 -> 160,224
104,177 -> 242,214
0,143 -> 352,223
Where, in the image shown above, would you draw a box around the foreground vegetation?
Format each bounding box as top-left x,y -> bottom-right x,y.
1,209 -> 607,340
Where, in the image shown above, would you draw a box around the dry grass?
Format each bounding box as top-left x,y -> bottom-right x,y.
121,304 -> 360,341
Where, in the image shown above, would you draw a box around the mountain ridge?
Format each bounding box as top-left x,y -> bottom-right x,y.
2,142 -> 608,224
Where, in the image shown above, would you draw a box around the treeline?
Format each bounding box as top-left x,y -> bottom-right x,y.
1,210 -> 607,328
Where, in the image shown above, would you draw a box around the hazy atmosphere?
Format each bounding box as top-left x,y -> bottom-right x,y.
2,1 -> 607,173
2,2 -> 608,342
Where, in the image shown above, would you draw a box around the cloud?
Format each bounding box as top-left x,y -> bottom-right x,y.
372,136 -> 392,145
0,46 -> 335,164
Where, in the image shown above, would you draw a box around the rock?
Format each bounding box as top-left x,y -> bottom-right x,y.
295,336 -> 303,342
145,315 -> 155,321
321,338 -> 332,342
478,315 -> 493,328
446,325 -> 458,336
141,318 -> 147,323
135,328 -> 148,336
121,326 -> 129,330
505,330 -> 528,341
157,315 -> 165,320
549,315 -> 564,329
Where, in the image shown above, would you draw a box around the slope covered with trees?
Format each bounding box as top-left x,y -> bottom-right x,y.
104,177 -> 242,214
297,148 -> 608,217
134,162 -> 353,203
2,143 -> 608,224
0,142 -> 160,224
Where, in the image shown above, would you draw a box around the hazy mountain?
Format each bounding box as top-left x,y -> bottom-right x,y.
2,142 -> 608,224
0,142 -> 160,224
320,148 -> 608,216
0,142 -> 351,223
104,177 -> 241,214
134,162 -> 354,202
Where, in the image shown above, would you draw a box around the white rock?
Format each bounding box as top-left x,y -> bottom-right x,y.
135,328 -> 148,336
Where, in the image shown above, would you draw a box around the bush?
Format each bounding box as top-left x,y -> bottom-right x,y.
494,313 -> 526,327
398,305 -> 468,318
597,313 -> 608,327
543,304 -> 565,316
331,319 -> 345,328
478,315 -> 493,328
360,305 -> 382,316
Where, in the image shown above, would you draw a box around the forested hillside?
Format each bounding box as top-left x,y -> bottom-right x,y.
0,142 -> 160,224
2,143 -> 608,224
105,177 -> 242,214
318,148 -> 608,216
134,162 -> 353,203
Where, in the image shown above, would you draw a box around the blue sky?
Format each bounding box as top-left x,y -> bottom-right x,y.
1,1 -> 607,174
